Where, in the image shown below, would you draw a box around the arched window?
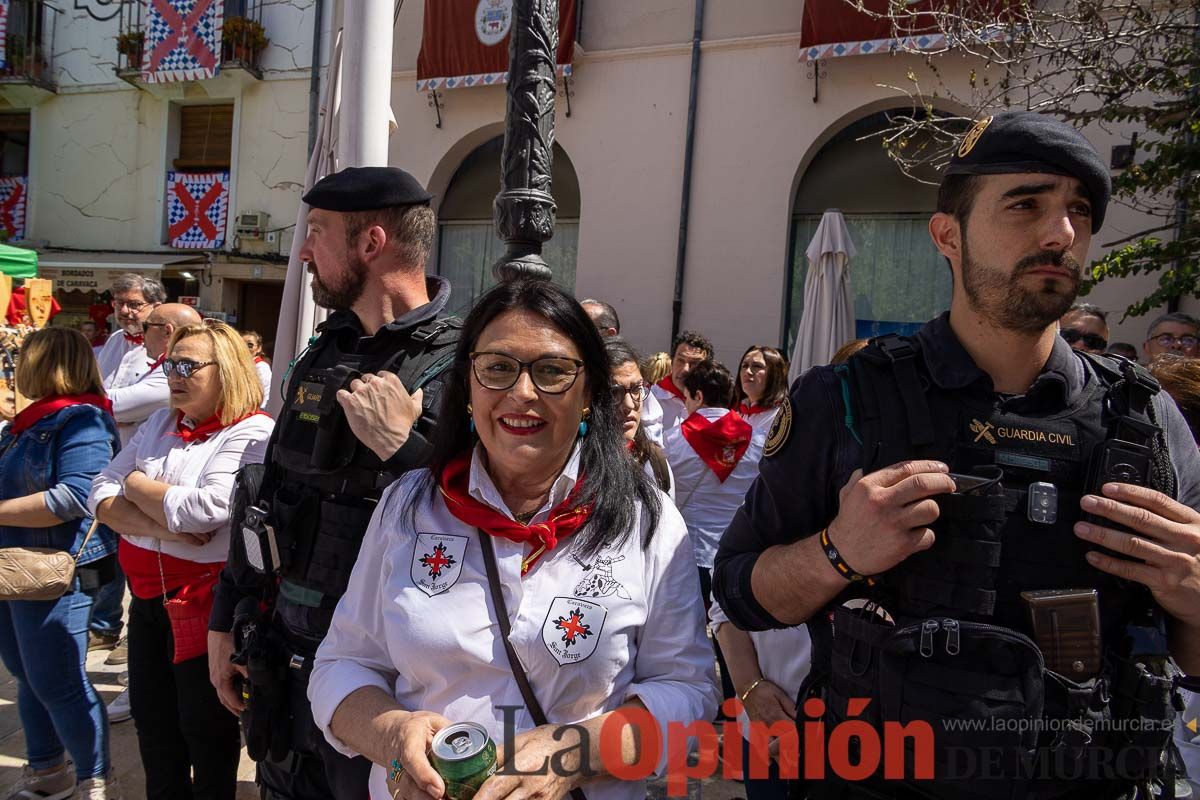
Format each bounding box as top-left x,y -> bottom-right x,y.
436,136 -> 580,317
784,111 -> 952,350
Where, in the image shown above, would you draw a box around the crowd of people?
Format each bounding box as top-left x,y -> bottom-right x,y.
0,110 -> 1197,800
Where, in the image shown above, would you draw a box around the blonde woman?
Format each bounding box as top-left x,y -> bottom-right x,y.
89,321 -> 273,800
0,327 -> 123,800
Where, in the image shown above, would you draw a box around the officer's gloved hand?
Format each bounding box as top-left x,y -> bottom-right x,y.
336,371 -> 425,461
827,460 -> 957,579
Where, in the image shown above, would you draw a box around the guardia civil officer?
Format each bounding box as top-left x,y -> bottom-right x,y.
713,112 -> 1200,799
206,167 -> 461,800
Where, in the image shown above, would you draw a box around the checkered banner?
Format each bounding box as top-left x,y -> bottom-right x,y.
142,0 -> 223,83
167,171 -> 228,249
0,177 -> 27,242
0,1 -> 9,70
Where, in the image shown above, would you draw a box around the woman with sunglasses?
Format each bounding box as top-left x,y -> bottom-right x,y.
89,320 -> 272,800
310,279 -> 717,800
0,328 -> 122,800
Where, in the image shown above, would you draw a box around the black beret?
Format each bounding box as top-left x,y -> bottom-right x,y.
302,166 -> 432,212
944,111 -> 1111,233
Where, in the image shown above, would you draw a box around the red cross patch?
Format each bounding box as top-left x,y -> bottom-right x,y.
541,596 -> 607,666
411,533 -> 467,597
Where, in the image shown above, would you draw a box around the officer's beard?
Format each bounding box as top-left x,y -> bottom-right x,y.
309,254 -> 368,311
961,237 -> 1081,334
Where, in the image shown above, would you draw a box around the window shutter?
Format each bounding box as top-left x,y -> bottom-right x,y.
174,104 -> 234,171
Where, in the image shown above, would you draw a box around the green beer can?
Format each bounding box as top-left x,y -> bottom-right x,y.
431,722 -> 497,800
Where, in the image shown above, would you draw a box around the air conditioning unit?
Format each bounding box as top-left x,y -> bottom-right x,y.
236,211 -> 269,240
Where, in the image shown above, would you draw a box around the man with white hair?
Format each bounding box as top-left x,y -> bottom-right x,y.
95,274 -> 167,382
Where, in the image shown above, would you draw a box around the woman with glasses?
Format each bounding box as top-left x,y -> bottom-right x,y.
310,279 -> 717,800
0,327 -> 123,800
89,321 -> 272,800
733,345 -> 789,433
606,337 -> 674,499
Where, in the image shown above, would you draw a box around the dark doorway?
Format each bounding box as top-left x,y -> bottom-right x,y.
238,282 -> 284,355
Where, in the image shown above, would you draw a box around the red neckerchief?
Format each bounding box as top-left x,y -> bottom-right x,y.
656,375 -> 685,401
174,410 -> 269,444
737,402 -> 774,417
438,450 -> 592,576
680,409 -> 753,483
146,353 -> 167,371
11,394 -> 113,435
123,331 -> 145,345
253,355 -> 266,365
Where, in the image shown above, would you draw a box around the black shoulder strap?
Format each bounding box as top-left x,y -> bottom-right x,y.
848,334 -> 936,470
378,318 -> 463,387
478,532 -> 589,800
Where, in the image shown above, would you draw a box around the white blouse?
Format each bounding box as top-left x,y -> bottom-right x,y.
310,445 -> 719,800
254,359 -> 272,409
88,407 -> 273,563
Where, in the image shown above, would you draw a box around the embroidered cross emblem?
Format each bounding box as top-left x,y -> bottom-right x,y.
553,607 -> 592,648
147,0 -> 219,71
168,179 -> 225,242
419,543 -> 456,579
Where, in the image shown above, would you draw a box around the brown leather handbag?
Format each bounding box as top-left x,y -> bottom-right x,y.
0,518 -> 100,601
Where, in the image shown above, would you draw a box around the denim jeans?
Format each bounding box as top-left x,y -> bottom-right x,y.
0,585 -> 110,780
88,560 -> 126,636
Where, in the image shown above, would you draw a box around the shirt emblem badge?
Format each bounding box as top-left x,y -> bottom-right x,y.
411,533 -> 467,597
542,596 -> 607,666
764,396 -> 793,458
572,554 -> 631,600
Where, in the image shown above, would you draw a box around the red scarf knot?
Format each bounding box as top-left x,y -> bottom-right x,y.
12,394 -> 113,435
656,375 -> 686,401
680,409 -> 753,483
124,332 -> 145,345
146,353 -> 167,371
437,451 -> 592,576
737,402 -> 774,417
174,409 -> 269,444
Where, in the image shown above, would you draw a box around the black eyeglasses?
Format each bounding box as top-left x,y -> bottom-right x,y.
162,359 -> 217,379
141,321 -> 168,334
113,299 -> 151,312
1061,328 -> 1108,351
469,352 -> 584,394
1150,333 -> 1199,349
611,382 -> 646,406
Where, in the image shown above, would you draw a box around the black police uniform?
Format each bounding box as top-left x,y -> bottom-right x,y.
710,316 -> 1200,796
712,115 -> 1200,800
209,168 -> 460,800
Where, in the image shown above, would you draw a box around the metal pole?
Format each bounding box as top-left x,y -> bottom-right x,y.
338,0 -> 393,167
492,0 -> 559,283
670,0 -> 704,340
306,0 -> 324,158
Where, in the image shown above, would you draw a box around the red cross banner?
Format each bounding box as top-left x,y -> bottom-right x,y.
416,0 -> 577,91
167,171 -> 229,249
0,1 -> 10,70
143,0 -> 223,83
0,176 -> 27,241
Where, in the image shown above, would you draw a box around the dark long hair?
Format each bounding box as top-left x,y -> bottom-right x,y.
733,345 -> 788,408
420,280 -> 662,557
604,336 -> 657,467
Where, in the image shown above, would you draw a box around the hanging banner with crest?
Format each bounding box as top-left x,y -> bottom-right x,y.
143,0 -> 224,83
416,0 -> 577,91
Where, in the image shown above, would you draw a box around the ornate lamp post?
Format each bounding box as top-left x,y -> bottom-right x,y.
492,0 -> 560,283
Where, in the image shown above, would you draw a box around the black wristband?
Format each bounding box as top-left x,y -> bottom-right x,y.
820,527 -> 876,585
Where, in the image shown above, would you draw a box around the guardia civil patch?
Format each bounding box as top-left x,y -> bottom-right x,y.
764,396 -> 793,458
958,115 -> 993,157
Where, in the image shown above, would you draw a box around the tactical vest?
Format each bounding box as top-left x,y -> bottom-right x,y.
264,317 -> 461,611
806,335 -> 1182,800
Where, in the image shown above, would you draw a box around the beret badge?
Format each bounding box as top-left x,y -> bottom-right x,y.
958,115 -> 994,158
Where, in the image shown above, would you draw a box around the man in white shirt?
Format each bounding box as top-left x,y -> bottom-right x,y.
94,274 -> 167,382
108,303 -> 201,447
649,330 -> 714,440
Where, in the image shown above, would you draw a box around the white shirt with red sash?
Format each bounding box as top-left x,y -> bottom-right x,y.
664,406 -> 764,569
95,330 -> 144,382
106,351 -> 169,447
650,376 -> 688,436
735,403 -> 780,435
309,444 -> 718,800
87,407 -> 273,564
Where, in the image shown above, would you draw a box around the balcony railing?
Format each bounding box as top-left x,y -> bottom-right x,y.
1,0 -> 60,91
115,0 -> 266,80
